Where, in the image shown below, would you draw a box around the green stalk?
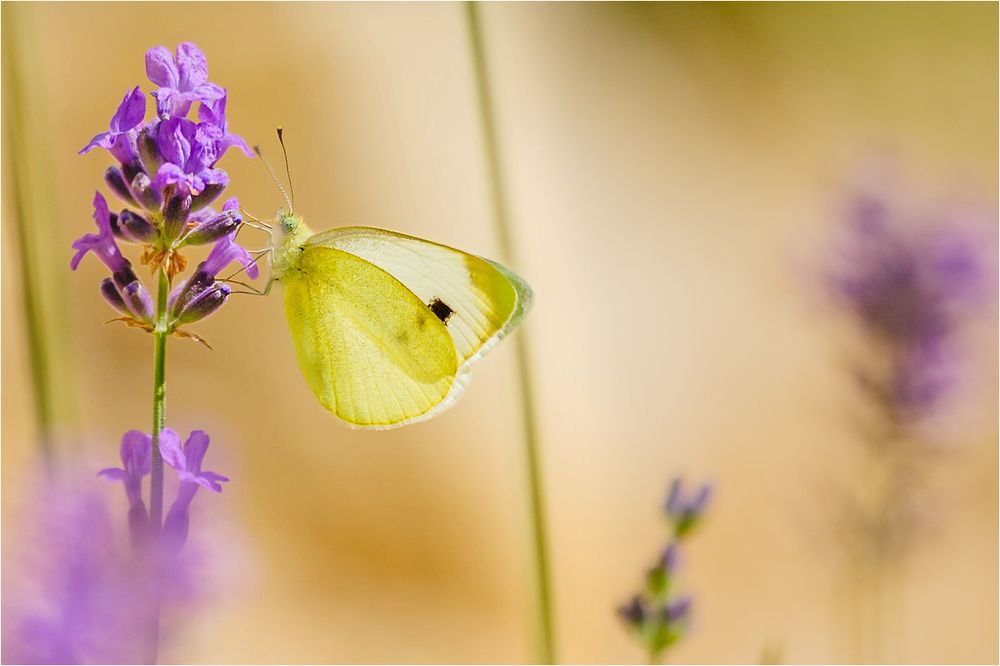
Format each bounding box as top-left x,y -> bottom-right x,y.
464,4 -> 556,663
2,3 -> 77,466
145,267 -> 169,664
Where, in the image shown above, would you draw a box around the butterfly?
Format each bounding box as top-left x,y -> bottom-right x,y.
260,215 -> 532,429
243,133 -> 532,428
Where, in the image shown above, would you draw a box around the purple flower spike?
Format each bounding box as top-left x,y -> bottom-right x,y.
204,231 -> 259,280
80,87 -> 146,163
70,192 -> 129,273
146,43 -> 224,119
198,94 -> 254,158
161,430 -> 228,555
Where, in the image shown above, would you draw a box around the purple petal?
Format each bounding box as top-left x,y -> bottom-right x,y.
188,471 -> 228,493
120,430 -> 152,477
203,233 -> 259,279
158,428 -> 185,471
182,431 -> 210,473
97,468 -> 127,482
79,131 -> 113,155
158,117 -> 193,167
70,193 -> 127,273
109,87 -> 146,133
153,163 -> 186,192
146,46 -> 178,88
175,43 -> 209,90
192,82 -> 225,103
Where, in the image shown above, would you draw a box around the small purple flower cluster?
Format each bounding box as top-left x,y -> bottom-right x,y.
99,428 -> 228,554
73,42 -> 257,336
828,192 -> 989,421
618,478 -> 712,663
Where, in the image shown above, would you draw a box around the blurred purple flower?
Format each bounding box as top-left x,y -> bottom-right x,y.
828,192 -> 991,418
146,43 -> 224,119
3,486 -> 153,664
619,477 -> 711,661
79,86 -> 146,163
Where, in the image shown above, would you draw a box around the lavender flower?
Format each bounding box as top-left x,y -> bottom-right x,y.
619,477 -> 712,663
75,41 -> 255,333
161,429 -> 229,555
828,192 -> 989,419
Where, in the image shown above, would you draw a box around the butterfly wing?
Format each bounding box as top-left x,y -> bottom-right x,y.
283,244 -> 458,428
305,227 -> 533,373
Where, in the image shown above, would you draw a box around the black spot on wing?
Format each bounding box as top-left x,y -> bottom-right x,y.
428,297 -> 455,324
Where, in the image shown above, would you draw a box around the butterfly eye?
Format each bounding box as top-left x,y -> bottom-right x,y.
282,217 -> 297,233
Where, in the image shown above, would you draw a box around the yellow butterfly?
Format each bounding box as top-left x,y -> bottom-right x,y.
244,134 -> 531,428
265,216 -> 531,429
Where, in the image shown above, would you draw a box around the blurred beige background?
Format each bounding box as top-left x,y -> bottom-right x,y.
2,2 -> 997,663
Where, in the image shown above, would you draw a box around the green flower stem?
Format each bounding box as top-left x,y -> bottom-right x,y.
145,267 -> 170,664
464,4 -> 555,663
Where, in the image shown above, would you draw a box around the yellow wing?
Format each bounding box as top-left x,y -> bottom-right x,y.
282,245 -> 458,428
305,227 -> 533,372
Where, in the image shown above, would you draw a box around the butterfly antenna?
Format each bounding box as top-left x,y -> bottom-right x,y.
276,127 -> 295,213
253,144 -> 293,213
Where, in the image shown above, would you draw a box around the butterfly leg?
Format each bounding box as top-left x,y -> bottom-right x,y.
221,248 -> 274,297
225,276 -> 274,297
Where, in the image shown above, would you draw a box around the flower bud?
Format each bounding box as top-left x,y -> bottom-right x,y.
99,277 -> 130,316
137,125 -> 162,175
121,159 -> 144,187
163,193 -> 192,242
131,173 -> 162,211
173,282 -> 230,325
104,167 -> 138,206
120,281 -> 155,324
116,210 -> 157,243
190,183 -> 226,212
182,211 -> 240,246
168,269 -> 213,316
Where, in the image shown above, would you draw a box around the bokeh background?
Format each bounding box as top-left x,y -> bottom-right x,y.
2,2 -> 997,663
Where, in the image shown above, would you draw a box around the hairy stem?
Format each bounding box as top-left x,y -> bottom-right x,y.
464,4 -> 556,663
